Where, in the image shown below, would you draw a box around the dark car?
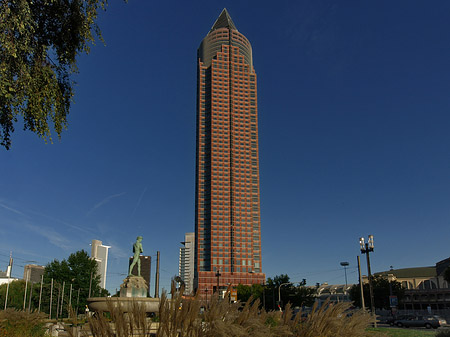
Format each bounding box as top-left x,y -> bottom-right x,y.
384,315 -> 413,326
395,315 -> 447,329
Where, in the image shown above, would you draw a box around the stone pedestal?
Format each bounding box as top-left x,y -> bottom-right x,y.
120,276 -> 148,298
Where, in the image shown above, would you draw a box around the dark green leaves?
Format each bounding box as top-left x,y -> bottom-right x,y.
0,0 -> 107,149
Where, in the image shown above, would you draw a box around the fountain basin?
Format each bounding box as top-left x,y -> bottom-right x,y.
87,297 -> 160,313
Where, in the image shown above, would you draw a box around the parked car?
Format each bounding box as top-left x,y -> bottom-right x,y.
385,315 -> 414,326
395,315 -> 447,329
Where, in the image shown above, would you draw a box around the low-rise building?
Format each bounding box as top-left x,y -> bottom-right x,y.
375,257 -> 450,310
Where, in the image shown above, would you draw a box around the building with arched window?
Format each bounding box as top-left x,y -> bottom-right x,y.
374,257 -> 450,310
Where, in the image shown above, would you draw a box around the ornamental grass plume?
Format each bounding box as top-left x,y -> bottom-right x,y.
88,298 -> 154,337
289,300 -> 373,337
157,282 -> 290,337
86,281 -> 382,337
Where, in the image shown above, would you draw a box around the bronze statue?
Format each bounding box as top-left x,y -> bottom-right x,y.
128,236 -> 143,276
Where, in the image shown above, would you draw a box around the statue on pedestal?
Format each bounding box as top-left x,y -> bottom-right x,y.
128,236 -> 143,276
120,235 -> 148,298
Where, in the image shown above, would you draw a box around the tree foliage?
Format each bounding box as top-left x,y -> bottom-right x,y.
0,280 -> 27,310
237,274 -> 316,311
349,275 -> 404,310
44,249 -> 108,315
444,267 -> 450,284
0,250 -> 108,315
0,0 -> 107,149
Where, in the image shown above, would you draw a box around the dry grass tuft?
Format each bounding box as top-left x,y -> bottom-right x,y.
0,309 -> 47,337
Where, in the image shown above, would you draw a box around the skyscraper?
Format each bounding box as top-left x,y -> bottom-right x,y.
91,239 -> 110,289
194,9 -> 265,295
179,232 -> 195,294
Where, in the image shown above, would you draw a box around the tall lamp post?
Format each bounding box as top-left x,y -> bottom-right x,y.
340,261 -> 349,301
360,235 -> 376,328
278,282 -> 291,312
340,262 -> 349,287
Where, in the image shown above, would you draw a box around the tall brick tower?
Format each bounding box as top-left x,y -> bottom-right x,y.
194,9 -> 265,296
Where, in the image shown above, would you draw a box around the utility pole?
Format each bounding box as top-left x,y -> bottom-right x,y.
155,251 -> 160,298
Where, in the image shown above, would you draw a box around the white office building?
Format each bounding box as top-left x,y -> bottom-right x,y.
179,232 -> 195,295
91,239 -> 110,289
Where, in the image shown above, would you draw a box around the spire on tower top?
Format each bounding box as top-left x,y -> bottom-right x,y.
210,8 -> 237,32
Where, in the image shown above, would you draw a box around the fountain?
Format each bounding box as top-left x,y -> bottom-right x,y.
87,236 -> 160,313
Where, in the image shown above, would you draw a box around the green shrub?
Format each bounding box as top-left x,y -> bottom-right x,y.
436,329 -> 450,337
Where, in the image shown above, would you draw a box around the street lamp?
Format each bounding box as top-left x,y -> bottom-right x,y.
278,282 -> 291,312
340,262 -> 349,288
360,235 -> 376,328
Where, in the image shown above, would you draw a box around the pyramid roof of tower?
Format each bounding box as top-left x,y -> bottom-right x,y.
210,8 -> 237,32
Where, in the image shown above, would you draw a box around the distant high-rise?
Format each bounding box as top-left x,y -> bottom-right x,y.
194,9 -> 265,295
23,264 -> 45,283
91,239 -> 110,289
179,232 -> 195,294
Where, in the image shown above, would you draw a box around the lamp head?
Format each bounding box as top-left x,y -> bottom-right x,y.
359,237 -> 365,252
368,235 -> 374,250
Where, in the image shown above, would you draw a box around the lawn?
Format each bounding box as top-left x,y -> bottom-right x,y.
368,327 -> 438,337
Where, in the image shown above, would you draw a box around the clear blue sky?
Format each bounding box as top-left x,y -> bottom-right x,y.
1,0 -> 450,294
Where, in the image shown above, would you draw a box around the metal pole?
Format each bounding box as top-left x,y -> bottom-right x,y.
49,278 -> 53,319
23,269 -> 30,310
88,271 -> 93,298
56,284 -> 61,320
76,288 -> 80,315
216,269 -> 221,295
38,274 -> 43,313
69,283 -> 73,316
4,278 -> 10,310
60,281 -> 65,317
155,251 -> 160,298
28,281 -> 33,311
272,287 -> 275,309
262,285 -> 266,309
278,283 -> 291,311
366,243 -> 376,328
357,256 -> 365,310
344,266 -> 348,287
